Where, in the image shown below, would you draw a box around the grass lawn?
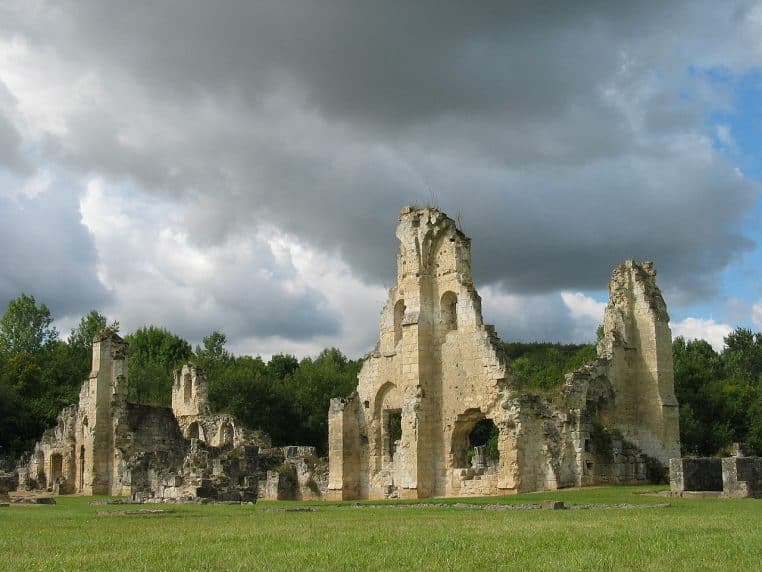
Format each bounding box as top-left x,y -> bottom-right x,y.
1,486 -> 759,571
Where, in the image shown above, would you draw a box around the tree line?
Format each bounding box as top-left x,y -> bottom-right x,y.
0,294 -> 359,458
0,293 -> 760,461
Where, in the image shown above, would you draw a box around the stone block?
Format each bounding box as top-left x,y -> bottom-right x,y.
542,500 -> 566,510
722,456 -> 762,499
670,458 -> 722,492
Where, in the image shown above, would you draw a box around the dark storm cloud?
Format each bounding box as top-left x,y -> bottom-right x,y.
0,186 -> 111,319
1,0 -> 759,312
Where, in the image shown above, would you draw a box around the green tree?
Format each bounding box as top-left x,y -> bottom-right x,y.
208,355 -> 296,443
194,330 -> 231,381
673,331 -> 762,455
66,310 -> 119,383
0,294 -> 59,356
283,348 -> 361,452
68,310 -> 119,356
723,328 -> 762,384
0,353 -> 45,456
195,331 -> 230,363
125,326 -> 192,405
268,353 -> 299,381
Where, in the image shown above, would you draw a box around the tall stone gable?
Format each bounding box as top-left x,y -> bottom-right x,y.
597,261 -> 680,463
328,206 -> 680,500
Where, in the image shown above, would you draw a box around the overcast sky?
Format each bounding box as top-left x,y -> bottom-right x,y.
1,1 -> 761,357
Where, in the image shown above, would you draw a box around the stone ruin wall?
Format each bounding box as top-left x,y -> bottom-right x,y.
329,206 -> 681,500
171,364 -> 245,449
20,333 -> 328,502
24,331 -> 129,495
17,204 -> 684,503
596,261 -> 680,463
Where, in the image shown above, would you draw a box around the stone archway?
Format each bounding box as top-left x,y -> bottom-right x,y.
440,291 -> 458,331
218,422 -> 234,447
78,445 -> 85,491
374,383 -> 403,466
50,453 -> 63,484
187,421 -> 203,442
450,409 -> 500,469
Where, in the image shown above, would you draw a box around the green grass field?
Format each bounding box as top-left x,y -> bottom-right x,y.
1,486 -> 760,571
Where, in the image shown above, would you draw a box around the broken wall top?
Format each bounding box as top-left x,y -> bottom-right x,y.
598,259 -> 670,357
395,206 -> 472,284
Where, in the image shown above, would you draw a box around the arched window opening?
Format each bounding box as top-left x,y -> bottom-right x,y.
375,382 -> 403,464
384,410 -> 402,461
219,422 -> 234,448
187,421 -> 200,441
184,373 -> 193,403
50,453 -> 63,484
394,299 -> 406,345
451,411 -> 500,470
78,445 -> 85,491
468,419 -> 499,470
441,291 -> 458,331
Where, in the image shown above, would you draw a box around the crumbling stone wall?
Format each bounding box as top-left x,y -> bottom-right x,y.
329,206 -> 680,499
257,446 -> 328,501
25,331 -> 129,495
172,364 -> 244,448
21,332 -> 283,502
595,261 -> 680,464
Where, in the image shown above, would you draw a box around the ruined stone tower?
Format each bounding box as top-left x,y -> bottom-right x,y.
596,261 -> 680,463
78,330 -> 129,495
172,363 -> 211,434
328,206 -> 680,500
329,206 -> 511,499
172,364 -> 210,418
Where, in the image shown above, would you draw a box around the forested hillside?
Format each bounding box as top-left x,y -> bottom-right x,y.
1,294 -> 760,461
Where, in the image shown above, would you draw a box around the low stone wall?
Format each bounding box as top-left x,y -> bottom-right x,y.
669,458 -> 722,492
722,457 -> 762,499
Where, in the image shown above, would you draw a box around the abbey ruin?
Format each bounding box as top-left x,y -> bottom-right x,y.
328,206 -> 680,499
20,332 -> 326,501
16,205 -> 686,502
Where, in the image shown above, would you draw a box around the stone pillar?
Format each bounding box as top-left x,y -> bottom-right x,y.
327,395 -> 362,500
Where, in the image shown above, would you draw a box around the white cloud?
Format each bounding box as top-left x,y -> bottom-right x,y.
79,179 -> 342,353
715,124 -> 736,151
481,287 -> 601,344
561,291 -> 606,323
0,1 -> 760,360
753,300 -> 762,329
77,178 -> 390,359
671,317 -> 732,352
561,291 -> 606,342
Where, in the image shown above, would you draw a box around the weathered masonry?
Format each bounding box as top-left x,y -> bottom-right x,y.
670,444 -> 762,498
21,332 -> 326,501
328,206 -> 680,499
